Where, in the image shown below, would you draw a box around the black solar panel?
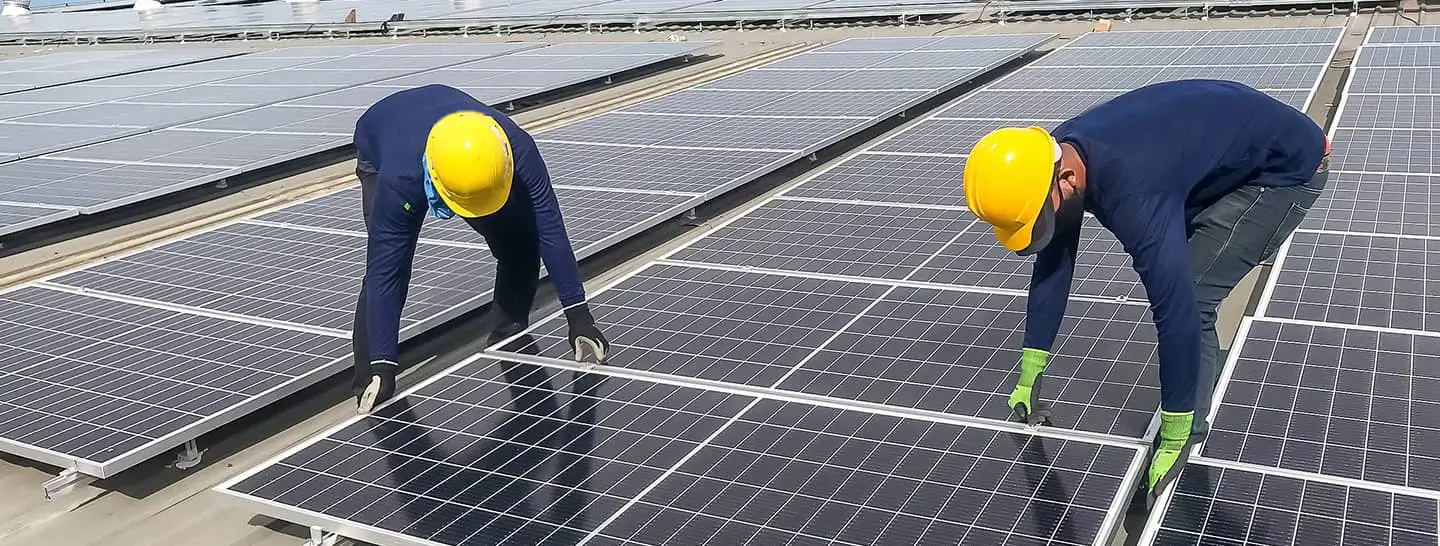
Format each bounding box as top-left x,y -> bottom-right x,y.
666,198 -> 974,281
1202,318 -> 1440,490
1260,231 -> 1440,334
1144,462 -> 1439,545
0,286 -> 350,474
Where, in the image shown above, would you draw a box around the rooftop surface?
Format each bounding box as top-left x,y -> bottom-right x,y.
0,8 -> 1429,546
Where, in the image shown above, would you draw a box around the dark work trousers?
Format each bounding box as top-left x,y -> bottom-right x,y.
350,162 -> 541,390
1183,166 -> 1329,445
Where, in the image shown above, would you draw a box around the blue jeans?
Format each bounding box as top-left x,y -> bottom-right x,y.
1185,170 -> 1328,443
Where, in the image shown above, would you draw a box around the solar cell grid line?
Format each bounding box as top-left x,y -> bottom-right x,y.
1197,317 -> 1440,492
0,285 -> 353,477
1254,230 -> 1440,335
1138,460 -> 1440,546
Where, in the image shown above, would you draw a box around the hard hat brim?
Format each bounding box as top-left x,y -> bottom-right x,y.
996,183 -> 1057,256
435,174 -> 511,218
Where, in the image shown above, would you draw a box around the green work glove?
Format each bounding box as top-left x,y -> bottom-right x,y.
1148,410 -> 1195,493
1009,348 -> 1052,425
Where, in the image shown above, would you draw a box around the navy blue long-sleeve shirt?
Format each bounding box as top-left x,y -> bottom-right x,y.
1023,80 -> 1325,413
354,84 -> 585,362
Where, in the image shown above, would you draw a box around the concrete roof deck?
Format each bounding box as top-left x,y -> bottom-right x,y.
0,8 -> 1427,546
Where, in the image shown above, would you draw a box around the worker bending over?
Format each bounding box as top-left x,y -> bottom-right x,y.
350,84 -> 609,413
964,80 -> 1328,496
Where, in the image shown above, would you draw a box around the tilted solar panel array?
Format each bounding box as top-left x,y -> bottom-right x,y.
0,47 -> 247,95
1142,26 -> 1440,545
0,42 -> 557,237
0,41 -> 712,479
212,28 -> 1343,546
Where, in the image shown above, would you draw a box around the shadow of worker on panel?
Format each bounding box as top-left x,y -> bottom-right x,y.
371,333 -> 608,545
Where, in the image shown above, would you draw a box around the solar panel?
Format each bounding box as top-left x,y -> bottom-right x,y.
782,153 -> 970,207
492,263 -> 1161,439
869,118 -> 1064,156
217,356 -> 1145,546
0,158 -> 232,211
1329,128 -> 1438,173
668,198 -> 974,280
247,184 -> 697,255
1369,25 -> 1440,45
909,217 -> 1145,302
1300,172 -> 1440,237
1201,318 -> 1440,490
0,47 -> 246,95
0,43 -> 537,165
1141,461 -> 1440,545
44,222 -> 495,333
591,400 -> 1142,546
1355,44 -> 1440,68
1346,66 -> 1440,93
0,285 -> 351,476
1258,230 -> 1440,334
0,202 -> 78,236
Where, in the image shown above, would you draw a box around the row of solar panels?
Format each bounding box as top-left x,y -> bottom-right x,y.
200,26 -> 1440,546
0,40 -> 714,239
0,0 -> 1363,41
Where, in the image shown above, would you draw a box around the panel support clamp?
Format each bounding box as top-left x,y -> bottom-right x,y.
42,468 -> 96,501
305,526 -> 339,546
172,439 -> 205,470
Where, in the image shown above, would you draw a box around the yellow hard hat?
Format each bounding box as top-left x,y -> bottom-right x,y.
963,126 -> 1062,254
425,110 -> 514,218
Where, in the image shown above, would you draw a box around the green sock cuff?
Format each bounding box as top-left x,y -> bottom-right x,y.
1018,348 -> 1048,386
1158,411 -> 1194,441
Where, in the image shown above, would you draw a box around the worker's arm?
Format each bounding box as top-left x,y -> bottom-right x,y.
1023,221 -> 1082,351
363,173 -> 424,364
1007,220 -> 1081,423
515,136 -> 586,307
1106,194 -> 1202,414
512,133 -> 609,363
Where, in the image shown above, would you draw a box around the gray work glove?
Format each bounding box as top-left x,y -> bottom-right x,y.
565,303 -> 609,365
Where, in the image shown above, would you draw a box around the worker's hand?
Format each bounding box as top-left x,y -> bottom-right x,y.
1147,410 -> 1195,495
355,360 -> 398,414
564,303 -> 609,365
1009,348 -> 1052,425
